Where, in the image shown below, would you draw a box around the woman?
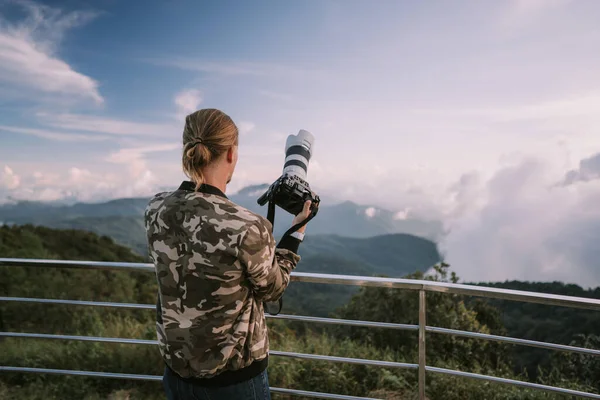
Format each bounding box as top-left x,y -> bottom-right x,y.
144,108 -> 312,400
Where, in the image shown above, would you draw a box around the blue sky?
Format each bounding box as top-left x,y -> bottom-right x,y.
1,0 -> 600,285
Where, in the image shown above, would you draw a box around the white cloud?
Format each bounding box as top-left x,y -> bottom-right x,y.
238,121 -> 255,135
106,143 -> 180,178
563,152 -> 600,185
0,143 -> 181,203
36,113 -> 175,137
441,156 -> 600,288
364,207 -> 378,218
32,170 -> 59,186
148,58 -> 316,78
0,153 -> 182,204
509,0 -> 572,17
393,209 -> 410,220
68,167 -> 94,184
1,166 -> 20,190
259,90 -> 293,102
174,89 -> 202,121
408,93 -> 600,123
0,0 -> 103,103
0,124 -> 106,142
495,0 -> 574,32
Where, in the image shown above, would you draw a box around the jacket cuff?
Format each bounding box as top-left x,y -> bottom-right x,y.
277,235 -> 301,254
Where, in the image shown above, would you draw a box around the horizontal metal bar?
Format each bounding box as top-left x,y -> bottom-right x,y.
6,319 -> 598,362
270,350 -> 418,369
270,387 -> 381,400
0,257 -> 154,273
3,297 -> 598,358
426,326 -> 600,357
291,272 -> 600,311
2,258 -> 599,310
5,364 -> 598,399
10,295 -> 596,357
0,365 -> 161,381
427,366 -> 600,399
267,314 -> 419,331
0,332 -> 158,345
6,326 -> 597,365
0,366 -> 381,400
0,296 -> 418,331
0,331 -> 415,370
0,296 -> 155,310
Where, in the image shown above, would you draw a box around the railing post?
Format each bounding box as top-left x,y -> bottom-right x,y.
418,289 -> 426,400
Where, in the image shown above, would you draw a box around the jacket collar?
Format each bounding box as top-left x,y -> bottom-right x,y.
178,180 -> 228,199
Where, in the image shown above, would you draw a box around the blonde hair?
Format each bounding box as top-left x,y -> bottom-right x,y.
182,109 -> 239,188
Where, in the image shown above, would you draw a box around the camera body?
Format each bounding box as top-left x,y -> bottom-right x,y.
257,129 -> 320,216
257,173 -> 320,216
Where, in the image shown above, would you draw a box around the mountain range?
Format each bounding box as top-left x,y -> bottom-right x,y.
0,184 -> 444,314
0,183 -> 444,256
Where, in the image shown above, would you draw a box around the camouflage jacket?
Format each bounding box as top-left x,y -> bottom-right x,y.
144,181 -> 301,384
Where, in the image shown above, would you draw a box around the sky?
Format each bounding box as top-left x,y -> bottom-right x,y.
1,0 -> 600,286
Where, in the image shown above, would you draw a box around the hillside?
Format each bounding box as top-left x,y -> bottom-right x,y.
46,216 -> 147,256
0,224 -> 154,305
0,223 -> 440,311
298,233 -> 440,276
1,225 -> 598,399
470,280 -> 600,379
24,219 -> 442,281
0,224 -> 440,317
0,198 -> 148,222
0,224 -> 143,262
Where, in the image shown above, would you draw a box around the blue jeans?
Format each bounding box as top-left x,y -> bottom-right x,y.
162,366 -> 271,400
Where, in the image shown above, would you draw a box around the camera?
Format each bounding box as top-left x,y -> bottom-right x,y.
257,129 -> 320,218
258,130 -> 320,315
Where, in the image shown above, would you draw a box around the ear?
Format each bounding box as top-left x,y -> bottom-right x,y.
226,147 -> 234,163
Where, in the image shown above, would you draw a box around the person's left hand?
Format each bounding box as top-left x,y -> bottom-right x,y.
291,200 -> 313,233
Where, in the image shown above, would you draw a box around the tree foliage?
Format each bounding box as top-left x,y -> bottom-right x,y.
0,225 -> 598,399
333,263 -> 514,377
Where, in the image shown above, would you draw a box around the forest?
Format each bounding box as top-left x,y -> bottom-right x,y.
0,224 -> 599,399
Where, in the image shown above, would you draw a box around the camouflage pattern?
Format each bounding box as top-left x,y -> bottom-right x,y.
144,189 -> 300,379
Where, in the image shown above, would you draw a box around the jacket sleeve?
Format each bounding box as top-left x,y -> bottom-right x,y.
238,219 -> 301,302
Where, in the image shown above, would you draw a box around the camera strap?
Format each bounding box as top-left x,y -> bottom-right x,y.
265,199 -> 283,315
263,200 -> 318,316
281,207 -> 317,238
267,199 -> 276,228
267,199 -> 318,237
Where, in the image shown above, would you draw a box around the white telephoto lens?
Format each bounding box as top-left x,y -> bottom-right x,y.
283,129 -> 314,180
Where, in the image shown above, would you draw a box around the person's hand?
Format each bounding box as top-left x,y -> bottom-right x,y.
291,200 -> 313,234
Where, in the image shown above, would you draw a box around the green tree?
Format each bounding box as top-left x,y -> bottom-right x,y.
333,262 -> 514,375
1,225 -> 597,399
540,334 -> 600,393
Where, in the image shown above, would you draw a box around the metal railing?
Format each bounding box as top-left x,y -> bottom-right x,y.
0,257 -> 599,399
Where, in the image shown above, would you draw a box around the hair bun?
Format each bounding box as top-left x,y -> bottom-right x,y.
182,108 -> 238,188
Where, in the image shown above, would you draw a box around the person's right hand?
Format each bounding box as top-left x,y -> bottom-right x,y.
291,200 -> 313,234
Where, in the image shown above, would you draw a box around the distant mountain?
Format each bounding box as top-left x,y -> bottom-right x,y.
15,214 -> 441,283
298,233 -> 440,277
0,183 -> 444,242
285,234 -> 441,315
229,187 -> 444,240
234,183 -> 270,197
0,224 -> 144,264
47,216 -> 147,256
0,198 -> 148,224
